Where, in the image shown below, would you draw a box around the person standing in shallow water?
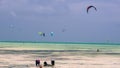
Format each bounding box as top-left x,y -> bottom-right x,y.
51,59 -> 55,66
44,61 -> 48,66
35,59 -> 40,66
97,49 -> 100,52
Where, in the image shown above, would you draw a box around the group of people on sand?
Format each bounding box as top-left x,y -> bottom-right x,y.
35,59 -> 55,68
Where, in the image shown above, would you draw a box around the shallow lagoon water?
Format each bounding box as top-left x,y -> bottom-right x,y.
0,42 -> 120,53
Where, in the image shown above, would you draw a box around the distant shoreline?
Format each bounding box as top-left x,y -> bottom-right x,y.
0,41 -> 120,45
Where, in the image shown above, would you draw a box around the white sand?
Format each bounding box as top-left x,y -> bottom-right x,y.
0,48 -> 120,68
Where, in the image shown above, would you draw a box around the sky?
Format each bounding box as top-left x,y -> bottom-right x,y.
0,0 -> 120,43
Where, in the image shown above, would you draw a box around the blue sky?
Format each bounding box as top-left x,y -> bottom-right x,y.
0,0 -> 120,43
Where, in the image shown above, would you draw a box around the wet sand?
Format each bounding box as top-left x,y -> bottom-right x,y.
0,48 -> 120,68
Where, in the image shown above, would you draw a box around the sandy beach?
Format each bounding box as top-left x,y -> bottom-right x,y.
0,47 -> 120,68
0,43 -> 120,68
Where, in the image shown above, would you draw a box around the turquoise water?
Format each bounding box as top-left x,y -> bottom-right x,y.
0,41 -> 120,52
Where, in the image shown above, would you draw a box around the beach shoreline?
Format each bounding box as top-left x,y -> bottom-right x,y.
0,42 -> 120,68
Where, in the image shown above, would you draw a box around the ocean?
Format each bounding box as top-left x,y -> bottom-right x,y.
0,41 -> 120,52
